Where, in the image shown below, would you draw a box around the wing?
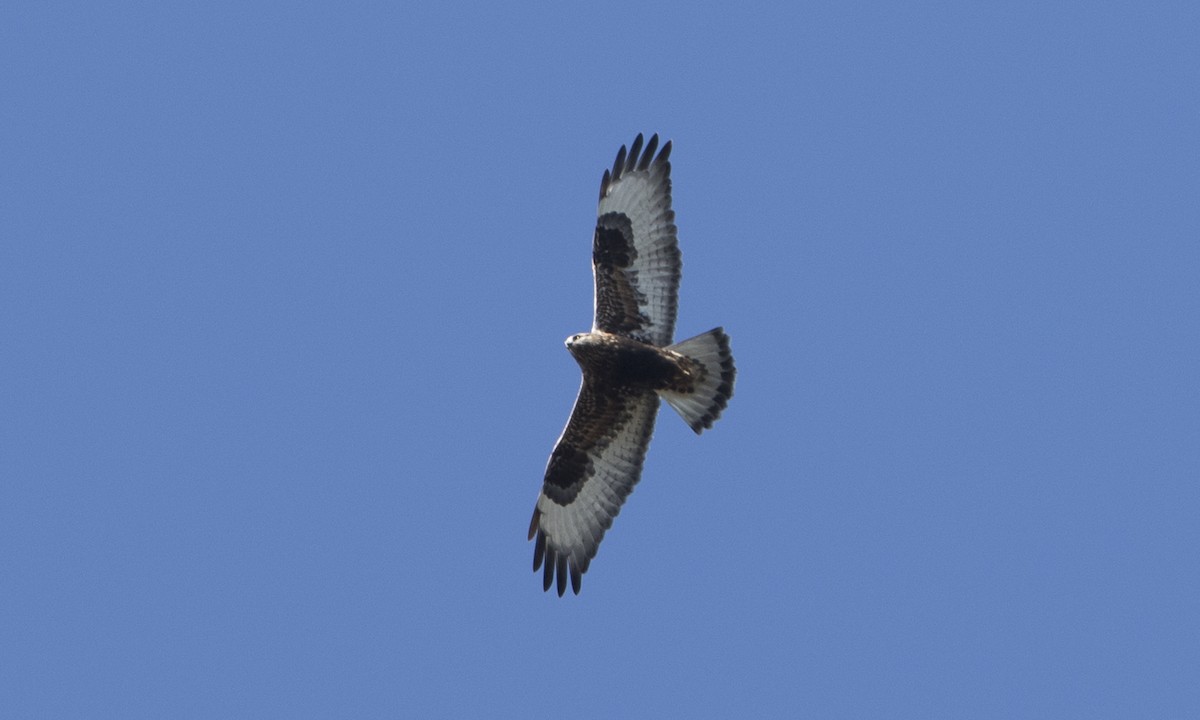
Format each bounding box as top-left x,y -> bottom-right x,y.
529,381 -> 660,595
592,133 -> 681,347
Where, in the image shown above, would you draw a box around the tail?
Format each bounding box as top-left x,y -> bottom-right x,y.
659,327 -> 736,434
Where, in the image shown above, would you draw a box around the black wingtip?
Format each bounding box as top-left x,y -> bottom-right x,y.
656,139 -> 672,166
601,134 -> 669,200
612,144 -> 628,181
638,134 -> 659,171
527,507 -> 541,541
570,564 -> 582,595
627,133 -> 644,172
542,548 -> 555,592
555,555 -> 567,597
532,529 -> 546,572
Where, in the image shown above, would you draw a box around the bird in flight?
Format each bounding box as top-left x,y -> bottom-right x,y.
528,134 -> 736,596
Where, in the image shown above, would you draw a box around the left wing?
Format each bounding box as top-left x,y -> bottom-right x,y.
592,134 -> 681,347
529,382 -> 660,596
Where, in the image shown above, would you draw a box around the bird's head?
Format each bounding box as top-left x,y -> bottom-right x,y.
564,332 -> 599,360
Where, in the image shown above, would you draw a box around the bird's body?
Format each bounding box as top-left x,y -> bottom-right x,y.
529,134 -> 736,595
565,332 -> 695,394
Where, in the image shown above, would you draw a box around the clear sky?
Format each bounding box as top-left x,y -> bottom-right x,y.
3,2 -> 1198,718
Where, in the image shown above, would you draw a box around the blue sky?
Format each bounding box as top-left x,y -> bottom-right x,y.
3,2 -> 1198,717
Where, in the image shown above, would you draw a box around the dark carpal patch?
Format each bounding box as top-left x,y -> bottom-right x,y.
543,443 -> 593,504
593,213 -> 636,268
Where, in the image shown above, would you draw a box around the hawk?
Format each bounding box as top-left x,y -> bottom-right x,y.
529,134 -> 736,596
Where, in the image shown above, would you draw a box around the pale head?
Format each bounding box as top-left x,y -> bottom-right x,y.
564,331 -> 606,362
564,332 -> 600,349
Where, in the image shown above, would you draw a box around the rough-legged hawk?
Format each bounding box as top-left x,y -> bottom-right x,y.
529,134 -> 736,596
